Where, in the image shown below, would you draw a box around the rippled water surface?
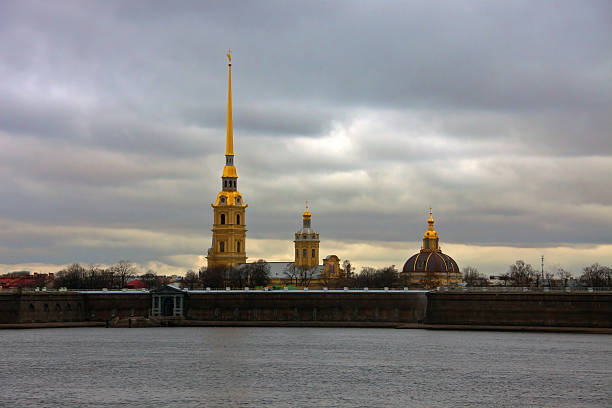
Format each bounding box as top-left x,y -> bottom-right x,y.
1,327 -> 610,407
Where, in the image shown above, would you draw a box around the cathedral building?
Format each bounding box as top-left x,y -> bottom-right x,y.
401,210 -> 462,287
205,53 -> 459,289
206,51 -> 247,270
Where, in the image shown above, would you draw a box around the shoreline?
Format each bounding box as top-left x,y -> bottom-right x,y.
1,320 -> 610,333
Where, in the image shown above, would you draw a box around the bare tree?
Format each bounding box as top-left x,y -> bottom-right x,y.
199,266 -> 226,289
342,259 -> 353,279
555,267 -> 572,287
54,263 -> 87,289
463,266 -> 488,287
183,270 -> 199,290
508,260 -> 536,286
141,270 -> 162,289
248,259 -> 271,287
283,263 -> 302,286
110,260 -> 136,288
580,263 -> 611,287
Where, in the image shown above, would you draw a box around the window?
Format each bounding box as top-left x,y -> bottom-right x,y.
221,214 -> 226,225
219,196 -> 226,204
296,248 -> 299,258
312,249 -> 315,258
237,241 -> 241,252
303,249 -> 307,258
236,214 -> 240,225
220,241 -> 225,252
236,197 -> 241,205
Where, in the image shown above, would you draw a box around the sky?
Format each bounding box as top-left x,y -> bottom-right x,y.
1,0 -> 611,277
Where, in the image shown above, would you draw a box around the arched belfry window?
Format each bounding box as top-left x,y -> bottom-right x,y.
312,249 -> 315,258
220,214 -> 226,225
303,249 -> 307,258
236,214 -> 240,225
296,248 -> 299,258
220,241 -> 225,253
237,241 -> 241,252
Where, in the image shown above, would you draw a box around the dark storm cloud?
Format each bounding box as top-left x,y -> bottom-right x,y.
0,0 -> 611,271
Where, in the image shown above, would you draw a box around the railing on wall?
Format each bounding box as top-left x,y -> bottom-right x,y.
435,286 -> 612,293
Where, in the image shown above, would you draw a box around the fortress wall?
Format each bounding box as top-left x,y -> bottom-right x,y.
4,290 -> 611,328
84,293 -> 151,321
425,291 -> 612,328
185,292 -> 427,323
17,293 -> 87,323
0,292 -> 20,323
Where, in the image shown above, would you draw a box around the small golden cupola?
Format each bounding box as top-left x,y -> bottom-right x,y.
422,208 -> 440,251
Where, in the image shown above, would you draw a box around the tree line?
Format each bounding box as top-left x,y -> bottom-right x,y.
53,261 -> 170,290
462,261 -> 612,287
49,258 -> 611,290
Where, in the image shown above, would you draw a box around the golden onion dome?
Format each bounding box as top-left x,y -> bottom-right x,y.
302,201 -> 311,219
423,209 -> 438,239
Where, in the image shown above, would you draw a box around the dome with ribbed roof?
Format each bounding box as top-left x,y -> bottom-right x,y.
401,209 -> 462,287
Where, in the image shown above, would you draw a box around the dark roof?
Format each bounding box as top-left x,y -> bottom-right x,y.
402,251 -> 459,274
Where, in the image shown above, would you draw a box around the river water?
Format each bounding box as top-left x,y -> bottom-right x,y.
0,327 -> 610,407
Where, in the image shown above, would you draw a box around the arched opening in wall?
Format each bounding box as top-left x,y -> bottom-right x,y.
224,180 -> 227,188
77,303 -> 82,312
221,214 -> 226,225
237,241 -> 241,252
236,214 -> 240,225
312,249 -> 315,258
220,241 -> 225,253
44,304 -> 49,312
55,304 -> 61,312
303,249 -> 307,258
66,303 -> 72,311
29,303 -> 35,312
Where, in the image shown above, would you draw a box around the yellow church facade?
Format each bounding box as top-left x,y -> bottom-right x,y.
205,52 -> 460,289
206,51 -> 247,270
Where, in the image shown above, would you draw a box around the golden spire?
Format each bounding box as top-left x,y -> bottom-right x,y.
226,48 -> 233,156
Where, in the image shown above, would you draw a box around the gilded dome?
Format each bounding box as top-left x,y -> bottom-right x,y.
402,251 -> 459,274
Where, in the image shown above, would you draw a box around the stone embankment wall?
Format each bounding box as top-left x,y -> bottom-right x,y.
2,290 -> 612,328
186,292 -> 427,323
0,291 -> 149,324
425,291 -> 612,328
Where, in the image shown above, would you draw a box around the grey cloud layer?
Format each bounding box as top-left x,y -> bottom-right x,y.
0,1 -> 610,269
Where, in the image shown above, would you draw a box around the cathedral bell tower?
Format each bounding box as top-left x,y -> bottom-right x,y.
206,50 -> 247,270
294,202 -> 320,269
